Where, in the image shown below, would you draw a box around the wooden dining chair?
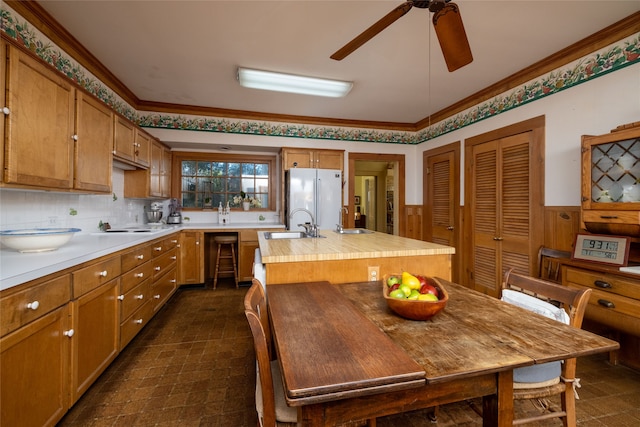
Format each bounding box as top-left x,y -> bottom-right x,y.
244,280 -> 298,427
501,269 -> 592,426
537,246 -> 571,283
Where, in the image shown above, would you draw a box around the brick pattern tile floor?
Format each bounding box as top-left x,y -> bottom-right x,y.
58,281 -> 640,427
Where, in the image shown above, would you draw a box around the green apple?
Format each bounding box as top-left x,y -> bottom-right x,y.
389,289 -> 406,299
398,284 -> 412,297
386,276 -> 400,287
408,290 -> 420,300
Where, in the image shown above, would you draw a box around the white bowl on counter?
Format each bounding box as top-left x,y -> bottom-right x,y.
0,228 -> 81,253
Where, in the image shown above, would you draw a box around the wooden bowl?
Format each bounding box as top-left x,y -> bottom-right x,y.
383,275 -> 448,321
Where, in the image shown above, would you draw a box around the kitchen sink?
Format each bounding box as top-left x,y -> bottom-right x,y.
264,231 -> 326,240
334,229 -> 373,234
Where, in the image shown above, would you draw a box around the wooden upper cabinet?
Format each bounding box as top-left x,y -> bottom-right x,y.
74,92 -> 113,192
161,147 -> 172,198
581,123 -> 640,236
4,44 -> 75,189
1,40 -> 6,183
124,138 -> 171,199
281,148 -> 344,171
134,128 -> 151,168
113,115 -> 136,161
149,140 -> 163,197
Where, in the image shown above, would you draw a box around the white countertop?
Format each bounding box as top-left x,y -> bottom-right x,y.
0,222 -> 284,291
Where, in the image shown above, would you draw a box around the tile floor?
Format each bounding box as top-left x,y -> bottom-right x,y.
58,280 -> 640,427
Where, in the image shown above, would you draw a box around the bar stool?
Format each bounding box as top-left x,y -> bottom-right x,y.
213,234 -> 238,289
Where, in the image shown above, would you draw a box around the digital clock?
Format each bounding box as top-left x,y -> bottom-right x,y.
572,233 -> 630,266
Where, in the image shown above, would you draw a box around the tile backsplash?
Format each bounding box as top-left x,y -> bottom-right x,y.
0,169 -> 147,234
0,169 -> 281,234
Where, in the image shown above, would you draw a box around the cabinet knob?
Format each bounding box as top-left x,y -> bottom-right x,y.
170,256 -> 177,260
597,299 -> 615,309
492,236 -> 503,241
135,294 -> 144,300
99,270 -> 108,277
134,318 -> 143,324
2,107 -> 10,115
170,279 -> 177,283
171,240 -> 178,244
26,301 -> 40,310
155,266 -> 161,271
64,329 -> 75,337
118,295 -> 124,300
594,280 -> 612,289
446,226 -> 454,231
135,272 -> 144,278
154,246 -> 162,251
72,134 -> 78,141
154,294 -> 161,299
137,254 -> 145,260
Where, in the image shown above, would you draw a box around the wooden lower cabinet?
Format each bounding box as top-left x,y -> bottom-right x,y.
178,231 -> 204,285
0,232 -> 183,425
70,278 -> 120,404
1,304 -> 71,427
239,230 -> 259,282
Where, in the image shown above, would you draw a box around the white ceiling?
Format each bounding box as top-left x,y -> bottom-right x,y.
37,1 -> 639,124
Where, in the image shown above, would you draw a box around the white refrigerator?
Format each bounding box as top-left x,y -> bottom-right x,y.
286,168 -> 342,232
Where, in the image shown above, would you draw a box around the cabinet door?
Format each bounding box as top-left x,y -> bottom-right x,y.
282,148 -> 314,170
150,141 -> 163,197
134,128 -> 151,168
113,115 -> 135,161
5,45 -> 74,189
178,231 -> 204,285
315,150 -> 344,170
1,305 -> 71,427
70,279 -> 120,404
74,92 -> 113,192
239,240 -> 259,282
1,40 -> 6,183
161,147 -> 172,197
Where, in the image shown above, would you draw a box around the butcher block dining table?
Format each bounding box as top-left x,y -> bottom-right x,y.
266,279 -> 620,427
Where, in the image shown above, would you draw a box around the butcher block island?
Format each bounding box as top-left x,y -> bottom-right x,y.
258,230 -> 454,285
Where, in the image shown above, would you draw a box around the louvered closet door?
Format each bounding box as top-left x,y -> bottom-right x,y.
471,133 -> 532,297
426,151 -> 456,247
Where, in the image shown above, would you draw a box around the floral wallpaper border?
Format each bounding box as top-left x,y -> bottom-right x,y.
2,5 -> 639,146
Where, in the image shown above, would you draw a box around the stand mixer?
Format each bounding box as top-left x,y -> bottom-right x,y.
167,198 -> 182,224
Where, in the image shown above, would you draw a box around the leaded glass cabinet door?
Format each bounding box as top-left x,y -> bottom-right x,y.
582,124 -> 640,236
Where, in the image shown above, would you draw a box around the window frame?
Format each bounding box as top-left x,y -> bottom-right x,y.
171,151 -> 276,211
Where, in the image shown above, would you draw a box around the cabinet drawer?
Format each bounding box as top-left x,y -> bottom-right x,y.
121,245 -> 152,272
151,267 -> 177,312
120,262 -> 153,294
152,248 -> 178,279
564,266 -> 640,300
1,274 -> 71,336
73,256 -> 121,297
120,279 -> 150,320
120,300 -> 153,350
150,235 -> 179,257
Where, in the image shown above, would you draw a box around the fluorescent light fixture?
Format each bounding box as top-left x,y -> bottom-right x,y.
237,67 -> 353,98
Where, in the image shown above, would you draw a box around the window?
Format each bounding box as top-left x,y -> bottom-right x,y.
172,152 -> 275,210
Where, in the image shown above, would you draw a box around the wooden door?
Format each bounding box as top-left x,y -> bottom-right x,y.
5,45 -> 75,189
423,142 -> 460,282
74,92 -> 113,192
1,305 -> 71,427
70,279 -> 120,404
464,117 -> 545,297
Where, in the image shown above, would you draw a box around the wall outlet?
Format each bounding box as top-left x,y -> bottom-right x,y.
368,266 -> 380,282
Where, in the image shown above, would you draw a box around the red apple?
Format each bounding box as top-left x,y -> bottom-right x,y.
389,283 -> 400,293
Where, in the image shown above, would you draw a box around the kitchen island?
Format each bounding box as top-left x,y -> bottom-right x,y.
258,230 -> 454,284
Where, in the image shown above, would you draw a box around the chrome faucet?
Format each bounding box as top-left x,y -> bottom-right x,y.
336,207 -> 348,232
289,208 -> 319,237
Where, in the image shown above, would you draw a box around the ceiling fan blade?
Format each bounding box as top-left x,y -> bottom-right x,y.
331,2 -> 413,61
432,3 -> 473,72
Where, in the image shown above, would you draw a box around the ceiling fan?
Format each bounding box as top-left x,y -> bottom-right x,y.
331,0 -> 473,72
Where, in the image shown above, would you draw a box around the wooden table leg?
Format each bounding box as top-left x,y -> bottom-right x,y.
482,370 -> 514,427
